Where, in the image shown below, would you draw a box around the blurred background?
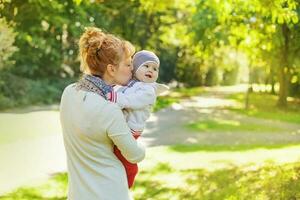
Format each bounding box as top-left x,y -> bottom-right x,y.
0,0 -> 300,199
0,0 -> 299,108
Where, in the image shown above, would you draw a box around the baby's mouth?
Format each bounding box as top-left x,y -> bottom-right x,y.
145,74 -> 152,78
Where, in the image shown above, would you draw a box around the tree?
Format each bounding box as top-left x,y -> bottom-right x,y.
0,18 -> 17,70
0,0 -> 17,70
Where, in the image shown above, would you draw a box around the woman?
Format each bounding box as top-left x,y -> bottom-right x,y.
60,27 -> 145,200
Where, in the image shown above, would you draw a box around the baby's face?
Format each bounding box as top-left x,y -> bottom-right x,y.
135,62 -> 159,83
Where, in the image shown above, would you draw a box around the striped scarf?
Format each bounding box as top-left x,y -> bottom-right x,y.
75,74 -> 113,100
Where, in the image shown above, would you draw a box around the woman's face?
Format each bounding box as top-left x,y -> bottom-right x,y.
114,56 -> 133,86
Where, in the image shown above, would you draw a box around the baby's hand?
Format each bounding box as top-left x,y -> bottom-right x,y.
131,130 -> 142,139
106,91 -> 117,102
155,83 -> 170,96
106,92 -> 112,101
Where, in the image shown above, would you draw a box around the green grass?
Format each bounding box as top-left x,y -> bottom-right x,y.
0,111 -> 61,145
185,119 -> 284,133
134,145 -> 300,199
168,143 -> 299,152
0,173 -> 67,200
2,144 -> 300,200
153,97 -> 178,112
153,86 -> 204,112
172,87 -> 205,98
227,92 -> 300,124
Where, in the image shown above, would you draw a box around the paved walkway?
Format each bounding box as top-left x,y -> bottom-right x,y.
0,111 -> 66,195
141,88 -> 300,147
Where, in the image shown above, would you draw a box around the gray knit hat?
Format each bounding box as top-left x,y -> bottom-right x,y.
132,50 -> 160,74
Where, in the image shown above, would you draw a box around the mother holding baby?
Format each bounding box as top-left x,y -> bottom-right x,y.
59,27 -> 145,200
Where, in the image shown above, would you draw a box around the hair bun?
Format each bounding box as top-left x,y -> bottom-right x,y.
84,27 -> 106,52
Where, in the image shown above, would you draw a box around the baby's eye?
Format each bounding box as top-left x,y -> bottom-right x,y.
144,65 -> 149,68
154,68 -> 157,71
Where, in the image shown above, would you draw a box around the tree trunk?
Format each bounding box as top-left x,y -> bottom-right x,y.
270,65 -> 276,95
277,23 -> 290,108
245,61 -> 253,110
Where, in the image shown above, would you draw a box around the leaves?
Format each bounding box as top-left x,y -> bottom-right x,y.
0,0 -> 299,108
0,18 -> 18,70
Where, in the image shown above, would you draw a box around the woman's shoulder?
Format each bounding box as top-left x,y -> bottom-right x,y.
61,83 -> 77,99
63,84 -> 123,119
62,83 -> 107,105
83,90 -> 123,114
63,83 -> 76,92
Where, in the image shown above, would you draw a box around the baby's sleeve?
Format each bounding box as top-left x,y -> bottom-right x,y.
110,84 -> 156,110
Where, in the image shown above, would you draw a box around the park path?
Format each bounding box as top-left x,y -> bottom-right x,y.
1,85 -> 300,195
0,109 -> 66,195
141,86 -> 300,147
0,134 -> 66,194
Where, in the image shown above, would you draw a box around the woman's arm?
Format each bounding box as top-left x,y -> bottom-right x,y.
106,106 -> 145,163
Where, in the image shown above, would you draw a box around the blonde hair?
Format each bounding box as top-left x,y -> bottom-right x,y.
78,27 -> 135,76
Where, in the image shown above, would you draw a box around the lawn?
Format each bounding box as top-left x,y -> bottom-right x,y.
226,92 -> 300,124
185,119 -> 284,133
153,87 -> 204,112
1,144 -> 300,200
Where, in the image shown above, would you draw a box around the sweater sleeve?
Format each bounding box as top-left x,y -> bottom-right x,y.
106,106 -> 145,163
111,84 -> 156,110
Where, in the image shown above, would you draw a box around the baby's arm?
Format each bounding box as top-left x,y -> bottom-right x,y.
107,84 -> 156,110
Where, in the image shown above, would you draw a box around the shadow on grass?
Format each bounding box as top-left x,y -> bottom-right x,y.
168,144 -> 300,153
185,118 -> 285,132
1,162 -> 300,200
0,173 -> 67,200
133,162 -> 300,200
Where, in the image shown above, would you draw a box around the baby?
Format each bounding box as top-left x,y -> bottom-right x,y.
107,50 -> 168,188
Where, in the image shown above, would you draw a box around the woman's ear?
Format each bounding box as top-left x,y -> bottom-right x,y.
106,64 -> 116,76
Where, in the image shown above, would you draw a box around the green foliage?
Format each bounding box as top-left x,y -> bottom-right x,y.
222,66 -> 239,85
0,18 -> 17,70
0,71 -> 75,110
1,0 -> 102,79
0,0 -> 299,109
205,67 -> 219,86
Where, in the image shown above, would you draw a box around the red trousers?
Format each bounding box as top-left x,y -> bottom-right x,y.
114,134 -> 140,188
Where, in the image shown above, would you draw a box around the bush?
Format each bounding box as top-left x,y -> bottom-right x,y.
0,71 -> 75,110
290,82 -> 300,98
0,93 -> 15,109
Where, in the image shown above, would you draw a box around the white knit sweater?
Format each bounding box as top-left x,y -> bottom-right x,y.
60,83 -> 145,200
